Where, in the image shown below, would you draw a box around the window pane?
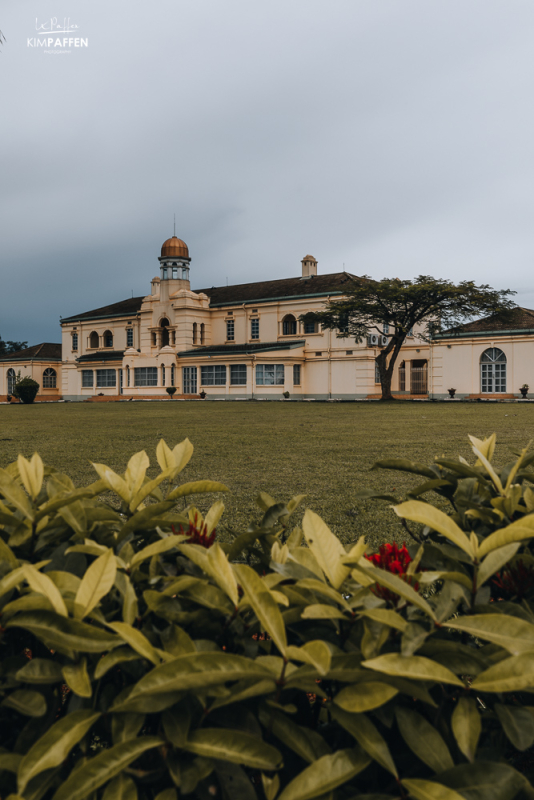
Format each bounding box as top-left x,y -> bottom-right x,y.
256,364 -> 284,386
43,369 -> 57,388
96,369 -> 116,387
134,367 -> 158,386
293,364 -> 301,385
226,321 -> 234,341
72,333 -> 78,350
304,321 -> 316,334
201,365 -> 227,385
230,364 -> 247,385
126,329 -> 133,347
82,370 -> 93,387
251,319 -> 259,339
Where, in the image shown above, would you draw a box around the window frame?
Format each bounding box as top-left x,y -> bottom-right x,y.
230,364 -> 247,385
226,320 -> 235,342
134,367 -> 158,387
293,364 -> 301,386
82,370 -> 94,388
251,318 -> 259,340
42,368 -> 57,388
256,364 -> 284,386
96,369 -> 116,388
201,365 -> 227,386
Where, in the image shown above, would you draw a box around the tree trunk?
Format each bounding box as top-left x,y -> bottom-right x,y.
376,352 -> 395,400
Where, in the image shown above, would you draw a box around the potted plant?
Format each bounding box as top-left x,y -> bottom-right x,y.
199,390 -> 207,399
166,386 -> 177,399
448,387 -> 456,398
283,390 -> 290,399
520,383 -> 529,398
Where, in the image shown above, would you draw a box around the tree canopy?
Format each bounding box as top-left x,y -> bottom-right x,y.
300,275 -> 516,400
0,338 -> 28,356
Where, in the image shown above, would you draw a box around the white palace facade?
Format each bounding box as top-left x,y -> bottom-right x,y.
2,233 -> 533,401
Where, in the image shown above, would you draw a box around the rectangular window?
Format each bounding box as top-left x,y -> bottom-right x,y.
226,320 -> 235,341
82,370 -> 93,387
375,363 -> 380,384
256,364 -> 284,385
230,364 -> 247,385
201,365 -> 227,385
72,333 -> 78,350
383,323 -> 389,335
96,369 -> 116,388
293,365 -> 301,385
251,318 -> 259,340
134,367 -> 158,386
126,328 -> 134,347
304,321 -> 316,334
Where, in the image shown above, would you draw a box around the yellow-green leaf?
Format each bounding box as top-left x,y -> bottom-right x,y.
444,614 -> 534,655
451,697 -> 481,762
331,706 -> 397,777
396,706 -> 454,773
17,710 -> 100,793
353,563 -> 436,621
129,535 -> 188,568
74,548 -> 116,619
394,501 -> 474,559
471,653 -> 534,693
286,641 -> 332,676
358,608 -> 408,632
22,564 -> 68,617
204,500 -> 225,535
62,658 -> 92,697
334,682 -> 398,713
302,509 -> 350,589
106,622 -> 160,665
102,773 -> 138,800
17,453 -> 44,501
233,564 -> 287,656
477,515 -> 534,558
403,778 -> 466,800
207,542 -> 239,607
278,747 -> 371,800
183,728 -> 282,770
300,604 -> 347,620
362,653 -> 463,686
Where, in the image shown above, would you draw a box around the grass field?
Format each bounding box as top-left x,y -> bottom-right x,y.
1,401 -> 533,549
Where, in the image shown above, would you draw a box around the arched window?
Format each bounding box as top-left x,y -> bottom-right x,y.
89,331 -> 99,349
481,348 -> 507,393
160,318 -> 170,348
43,368 -> 57,388
193,322 -> 197,344
7,368 -> 16,395
282,314 -> 297,336
161,364 -> 166,386
200,323 -> 205,345
103,330 -> 113,348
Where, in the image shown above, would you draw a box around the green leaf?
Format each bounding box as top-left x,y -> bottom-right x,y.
0,754 -> 22,772
362,653 -> 463,686
262,774 -> 280,800
74,548 -> 117,619
302,509 -> 350,589
102,774 -> 138,800
162,706 -> 191,748
94,647 -> 141,679
402,779 -> 465,800
17,453 -> 44,501
1,690 -> 47,717
17,710 -> 100,793
183,729 -> 282,770
50,737 -> 163,800
261,707 -> 330,764
495,703 -> 534,750
0,467 -> 34,517
300,604 -> 347,620
154,792 -> 177,800
334,682 -> 398,713
477,542 -> 521,587
358,608 -> 408,632
353,563 -> 437,621
233,564 -> 288,656
372,459 -> 438,480
15,658 -> 63,684
111,713 -> 145,745
22,564 -> 68,617
106,622 -> 160,665
120,652 -> 272,701
471,652 -> 534,693
286,641 -> 332,676
62,658 -> 92,697
167,480 -> 228,502
277,747 -> 371,800
451,697 -> 481,762
331,706 -> 397,777
6,611 -> 121,654
477,514 -> 534,558
395,707 -> 454,773
444,614 -> 534,655
209,678 -> 277,710
129,535 -> 188,568
394,501 -> 475,559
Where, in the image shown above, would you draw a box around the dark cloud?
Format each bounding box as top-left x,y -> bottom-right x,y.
3,0 -> 534,343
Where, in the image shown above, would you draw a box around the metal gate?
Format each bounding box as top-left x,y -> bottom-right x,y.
183,366 -> 197,394
410,364 -> 428,394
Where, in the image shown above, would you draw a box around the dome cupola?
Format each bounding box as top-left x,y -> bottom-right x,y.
158,233 -> 191,284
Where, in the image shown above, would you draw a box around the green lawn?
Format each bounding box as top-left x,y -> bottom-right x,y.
1,401 -> 532,548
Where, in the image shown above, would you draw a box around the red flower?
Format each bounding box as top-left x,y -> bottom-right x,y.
172,514 -> 217,548
493,558 -> 534,600
365,542 -> 419,606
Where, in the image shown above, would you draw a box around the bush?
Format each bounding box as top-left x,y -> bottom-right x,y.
1,435 -> 534,799
13,376 -> 39,404
166,387 -> 177,399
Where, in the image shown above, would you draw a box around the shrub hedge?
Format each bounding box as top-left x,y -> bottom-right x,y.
1,435 -> 534,799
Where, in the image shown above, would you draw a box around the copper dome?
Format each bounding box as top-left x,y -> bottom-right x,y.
161,235 -> 189,259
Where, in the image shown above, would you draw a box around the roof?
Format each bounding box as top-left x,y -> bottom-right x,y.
437,307 -> 534,339
0,343 -> 62,362
161,236 -> 189,259
76,351 -> 125,363
197,271 -> 362,306
62,297 -> 144,324
178,340 -> 306,358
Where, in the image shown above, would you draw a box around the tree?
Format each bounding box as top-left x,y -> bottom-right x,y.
0,338 -> 28,355
300,275 -> 515,400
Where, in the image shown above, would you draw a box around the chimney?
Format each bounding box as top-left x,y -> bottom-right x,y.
301,254 -> 318,279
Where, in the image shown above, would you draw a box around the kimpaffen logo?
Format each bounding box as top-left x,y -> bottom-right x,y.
28,18 -> 88,54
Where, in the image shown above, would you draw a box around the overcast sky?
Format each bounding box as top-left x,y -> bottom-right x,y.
3,0 -> 534,345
